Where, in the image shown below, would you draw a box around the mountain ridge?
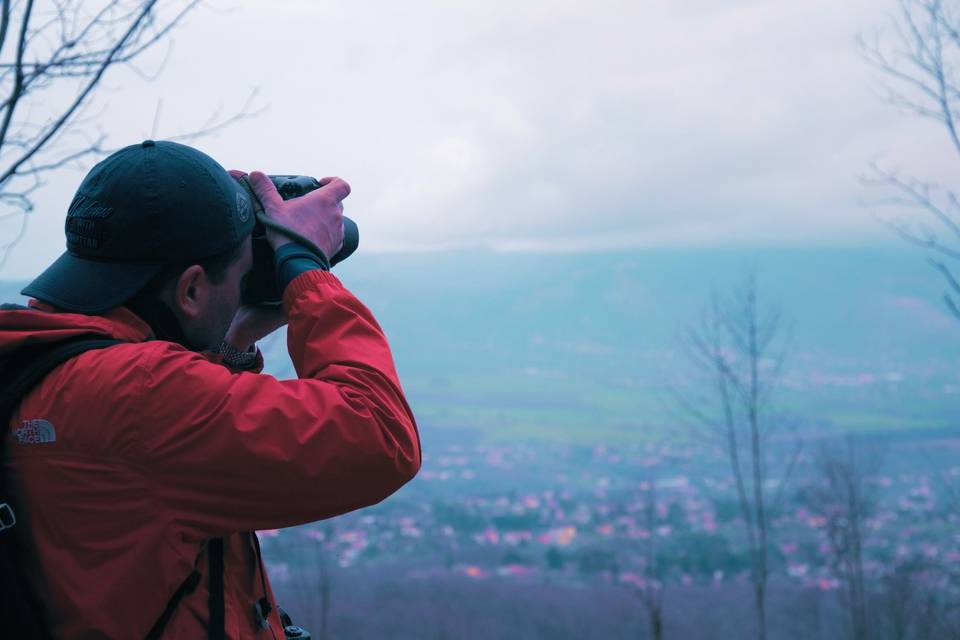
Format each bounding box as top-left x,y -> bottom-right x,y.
3,246 -> 957,442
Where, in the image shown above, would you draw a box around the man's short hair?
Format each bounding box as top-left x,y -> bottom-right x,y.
129,237 -> 248,301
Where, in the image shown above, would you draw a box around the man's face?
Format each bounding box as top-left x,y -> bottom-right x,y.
181,237 -> 254,351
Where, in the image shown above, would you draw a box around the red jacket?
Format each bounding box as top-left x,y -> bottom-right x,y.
1,270 -> 421,639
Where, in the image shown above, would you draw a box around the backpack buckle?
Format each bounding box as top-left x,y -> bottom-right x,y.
0,502 -> 15,532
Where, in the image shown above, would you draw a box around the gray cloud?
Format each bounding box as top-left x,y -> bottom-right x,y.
2,0 -> 946,277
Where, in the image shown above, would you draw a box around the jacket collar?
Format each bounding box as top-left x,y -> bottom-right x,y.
0,301 -> 155,357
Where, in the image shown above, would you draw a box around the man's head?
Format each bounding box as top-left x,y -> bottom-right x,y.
127,235 -> 253,350
22,140 -> 256,348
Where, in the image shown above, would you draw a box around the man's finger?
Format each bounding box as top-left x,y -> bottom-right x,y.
317,177 -> 351,202
227,169 -> 248,181
248,171 -> 284,212
335,223 -> 345,254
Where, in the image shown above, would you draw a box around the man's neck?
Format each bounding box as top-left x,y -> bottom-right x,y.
124,294 -> 190,348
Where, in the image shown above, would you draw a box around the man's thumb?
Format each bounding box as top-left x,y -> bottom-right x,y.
247,171 -> 283,212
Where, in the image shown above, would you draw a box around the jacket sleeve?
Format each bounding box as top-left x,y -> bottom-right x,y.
134,270 -> 421,538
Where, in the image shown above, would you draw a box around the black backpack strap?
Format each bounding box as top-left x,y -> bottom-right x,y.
0,335 -> 227,640
145,537 -> 225,640
0,335 -> 123,640
144,568 -> 202,640
0,336 -> 123,419
0,335 -> 125,530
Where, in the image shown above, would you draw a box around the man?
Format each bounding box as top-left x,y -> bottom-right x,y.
0,140 -> 421,638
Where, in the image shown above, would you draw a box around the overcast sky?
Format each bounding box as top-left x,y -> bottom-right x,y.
1,0 -> 954,278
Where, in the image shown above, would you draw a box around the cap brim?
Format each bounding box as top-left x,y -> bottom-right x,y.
21,252 -> 163,314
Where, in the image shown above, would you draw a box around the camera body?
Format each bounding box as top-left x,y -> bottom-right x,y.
241,175 -> 359,306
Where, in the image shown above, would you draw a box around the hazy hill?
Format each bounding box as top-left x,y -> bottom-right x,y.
4,246 -> 959,442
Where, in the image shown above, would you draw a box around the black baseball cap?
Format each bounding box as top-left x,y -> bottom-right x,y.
22,140 -> 255,314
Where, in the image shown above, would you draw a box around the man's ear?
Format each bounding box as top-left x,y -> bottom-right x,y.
171,265 -> 208,320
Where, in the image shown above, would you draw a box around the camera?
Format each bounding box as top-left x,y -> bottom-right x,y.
239,175 -> 359,306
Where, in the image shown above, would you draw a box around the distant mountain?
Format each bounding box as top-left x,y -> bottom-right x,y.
4,246 -> 958,442
330,247 -> 960,441
0,280 -> 25,306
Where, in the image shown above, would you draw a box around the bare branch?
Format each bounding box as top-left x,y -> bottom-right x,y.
887,216 -> 960,258
866,164 -> 960,293
16,137 -> 104,174
0,1 -> 11,62
863,0 -> 960,160
772,437 -> 803,512
0,0 -> 35,154
0,2 -> 262,265
165,88 -> 265,143
0,203 -> 27,268
0,2 -> 160,186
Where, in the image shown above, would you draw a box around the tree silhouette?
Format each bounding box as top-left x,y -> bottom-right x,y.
862,0 -> 960,321
0,0 -> 259,267
673,274 -> 796,640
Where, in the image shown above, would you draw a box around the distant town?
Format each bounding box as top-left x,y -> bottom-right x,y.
260,434 -> 960,639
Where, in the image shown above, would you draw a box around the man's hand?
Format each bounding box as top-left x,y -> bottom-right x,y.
248,171 -> 350,259
223,304 -> 287,352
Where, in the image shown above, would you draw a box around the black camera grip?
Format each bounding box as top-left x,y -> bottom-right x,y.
237,175 -> 359,306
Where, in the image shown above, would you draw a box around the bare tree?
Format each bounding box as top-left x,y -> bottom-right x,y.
861,7 -> 960,629
638,479 -> 665,640
861,0 -> 960,321
287,521 -> 336,639
919,465 -> 960,639
873,555 -> 945,640
0,0 -> 259,267
623,476 -> 666,640
311,521 -> 335,640
673,273 -> 794,640
801,439 -> 879,640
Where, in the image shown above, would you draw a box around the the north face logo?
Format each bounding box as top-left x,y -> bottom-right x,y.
14,419 -> 57,445
236,192 -> 251,223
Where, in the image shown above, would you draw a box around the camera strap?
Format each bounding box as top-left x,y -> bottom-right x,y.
237,176 -> 342,262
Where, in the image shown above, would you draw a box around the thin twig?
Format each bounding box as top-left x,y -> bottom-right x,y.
0,0 -> 158,187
